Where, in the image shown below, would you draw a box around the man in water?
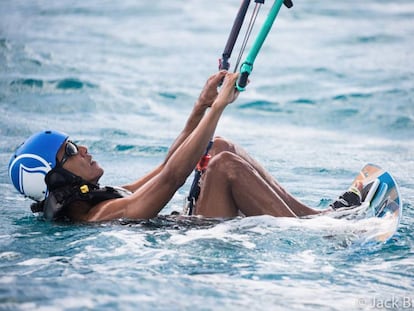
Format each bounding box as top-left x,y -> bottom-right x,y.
8,71 -> 361,222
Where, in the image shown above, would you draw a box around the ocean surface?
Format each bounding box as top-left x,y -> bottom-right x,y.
1,0 -> 413,310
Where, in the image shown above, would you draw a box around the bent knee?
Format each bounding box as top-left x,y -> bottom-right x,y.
207,151 -> 245,179
211,137 -> 236,155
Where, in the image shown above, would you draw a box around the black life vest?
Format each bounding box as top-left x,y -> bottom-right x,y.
30,167 -> 130,221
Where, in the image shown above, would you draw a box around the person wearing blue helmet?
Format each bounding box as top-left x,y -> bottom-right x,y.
8,71 -> 361,222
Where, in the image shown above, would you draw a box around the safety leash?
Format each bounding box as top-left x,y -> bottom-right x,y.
184,140 -> 213,215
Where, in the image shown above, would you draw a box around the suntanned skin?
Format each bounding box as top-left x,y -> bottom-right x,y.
57,71 -> 327,222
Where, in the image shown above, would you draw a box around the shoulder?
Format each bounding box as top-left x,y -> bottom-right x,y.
73,196 -> 130,222
64,200 -> 94,222
64,186 -> 132,222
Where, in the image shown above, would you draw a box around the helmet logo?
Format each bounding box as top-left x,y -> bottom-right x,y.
9,153 -> 52,201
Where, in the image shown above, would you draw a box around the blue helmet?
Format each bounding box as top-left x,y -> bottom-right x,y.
8,130 -> 69,201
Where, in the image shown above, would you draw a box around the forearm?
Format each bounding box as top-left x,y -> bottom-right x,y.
164,72 -> 238,182
164,104 -> 225,184
121,101 -> 208,192
163,71 -> 227,164
164,101 -> 207,163
121,100 -> 207,193
120,164 -> 163,192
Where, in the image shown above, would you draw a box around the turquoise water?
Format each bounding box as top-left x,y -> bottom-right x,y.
1,0 -> 413,310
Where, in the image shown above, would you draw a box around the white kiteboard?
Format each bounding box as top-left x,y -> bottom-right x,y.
347,163 -> 403,242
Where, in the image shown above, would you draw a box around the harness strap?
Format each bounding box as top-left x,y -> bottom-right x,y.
185,140 -> 214,215
43,185 -> 127,221
36,166 -> 130,220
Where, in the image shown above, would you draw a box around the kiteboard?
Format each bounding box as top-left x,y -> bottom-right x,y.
345,163 -> 403,242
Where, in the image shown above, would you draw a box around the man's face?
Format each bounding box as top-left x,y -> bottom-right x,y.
56,140 -> 104,183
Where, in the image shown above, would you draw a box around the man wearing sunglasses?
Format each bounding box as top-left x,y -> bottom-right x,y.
8,71 -> 361,222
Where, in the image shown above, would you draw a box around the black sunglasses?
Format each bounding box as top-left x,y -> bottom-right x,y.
58,140 -> 79,167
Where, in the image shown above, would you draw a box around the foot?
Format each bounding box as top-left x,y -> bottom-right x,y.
330,182 -> 362,210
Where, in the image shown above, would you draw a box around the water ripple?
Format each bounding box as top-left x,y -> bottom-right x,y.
9,77 -> 97,91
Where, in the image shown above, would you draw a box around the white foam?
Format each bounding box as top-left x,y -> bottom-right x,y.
168,222 -> 256,250
226,213 -> 398,244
